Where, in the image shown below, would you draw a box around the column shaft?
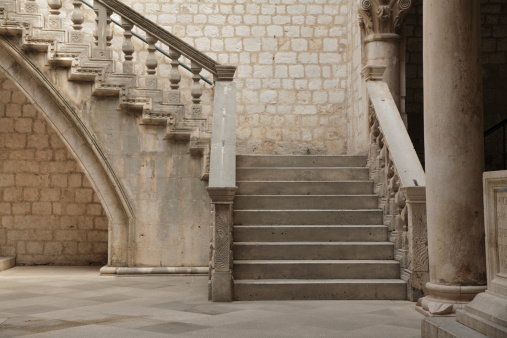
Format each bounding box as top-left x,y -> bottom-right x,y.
420,0 -> 486,315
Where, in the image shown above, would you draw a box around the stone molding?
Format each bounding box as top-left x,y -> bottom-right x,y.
358,0 -> 412,36
416,283 -> 487,316
362,65 -> 387,82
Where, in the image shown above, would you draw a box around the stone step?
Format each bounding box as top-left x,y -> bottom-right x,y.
236,181 -> 374,195
233,210 -> 383,225
233,260 -> 400,279
233,225 -> 388,242
233,242 -> 394,260
234,279 -> 407,300
237,155 -> 367,168
236,168 -> 369,181
234,195 -> 378,210
0,257 -> 15,272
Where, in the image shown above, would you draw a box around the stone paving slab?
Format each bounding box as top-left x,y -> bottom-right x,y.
0,266 -> 424,337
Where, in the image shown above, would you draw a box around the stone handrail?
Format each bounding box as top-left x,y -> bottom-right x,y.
362,65 -> 428,301
94,0 -> 235,80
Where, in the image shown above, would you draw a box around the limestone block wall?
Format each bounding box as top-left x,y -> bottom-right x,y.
345,0 -> 368,155
0,74 -> 108,266
49,0 -> 352,155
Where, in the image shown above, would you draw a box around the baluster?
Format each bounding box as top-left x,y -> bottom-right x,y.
145,34 -> 158,89
168,47 -> 181,103
70,0 -> 84,43
106,9 -> 113,48
121,18 -> 134,74
25,0 -> 38,14
92,2 -> 112,59
190,61 -> 202,118
47,0 -> 62,29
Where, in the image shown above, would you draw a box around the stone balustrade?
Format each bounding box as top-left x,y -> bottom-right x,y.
363,65 -> 428,301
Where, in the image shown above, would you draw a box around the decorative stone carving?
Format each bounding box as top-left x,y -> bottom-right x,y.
190,61 -> 202,118
145,33 -> 157,89
207,187 -> 237,302
121,18 -> 134,74
364,66 -> 428,301
358,0 -> 412,36
168,47 -> 181,104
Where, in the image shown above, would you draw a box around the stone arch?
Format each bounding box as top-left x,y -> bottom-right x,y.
0,36 -> 133,267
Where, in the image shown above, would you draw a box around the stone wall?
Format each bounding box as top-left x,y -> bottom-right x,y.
0,74 -> 108,266
345,0 -> 368,155
404,0 -> 507,170
59,0 -> 351,155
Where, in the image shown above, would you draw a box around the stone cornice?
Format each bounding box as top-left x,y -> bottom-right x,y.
358,0 -> 412,36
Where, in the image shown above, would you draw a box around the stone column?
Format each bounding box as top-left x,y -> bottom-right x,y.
358,0 -> 413,122
417,0 -> 486,316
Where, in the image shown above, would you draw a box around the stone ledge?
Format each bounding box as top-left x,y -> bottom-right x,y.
422,317 -> 488,338
0,257 -> 15,272
100,266 -> 209,275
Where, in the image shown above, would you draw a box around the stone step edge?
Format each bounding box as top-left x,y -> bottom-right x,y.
234,194 -> 378,197
233,260 -> 399,264
233,209 -> 382,212
233,224 -> 387,228
237,167 -> 368,170
234,279 -> 406,284
234,242 -> 394,245
236,180 -> 373,183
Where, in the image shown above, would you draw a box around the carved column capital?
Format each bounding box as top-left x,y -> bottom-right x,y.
358,0 -> 412,36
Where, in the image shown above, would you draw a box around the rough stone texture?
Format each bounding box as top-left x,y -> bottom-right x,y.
0,74 -> 108,266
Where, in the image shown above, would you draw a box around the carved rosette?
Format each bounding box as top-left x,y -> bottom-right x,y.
358,0 -> 412,35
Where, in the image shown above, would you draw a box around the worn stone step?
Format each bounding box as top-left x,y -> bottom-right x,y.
236,181 -> 374,195
234,195 -> 378,210
237,155 -> 367,168
233,260 -> 400,279
233,225 -> 388,242
233,242 -> 394,260
234,279 -> 407,300
234,209 -> 383,225
236,168 -> 369,181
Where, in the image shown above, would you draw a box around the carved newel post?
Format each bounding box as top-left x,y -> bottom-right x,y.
207,65 -> 237,302
358,0 -> 412,123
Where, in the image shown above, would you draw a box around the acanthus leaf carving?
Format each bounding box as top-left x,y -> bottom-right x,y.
358,0 -> 412,35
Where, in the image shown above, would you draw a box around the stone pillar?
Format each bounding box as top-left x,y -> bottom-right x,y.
207,66 -> 237,302
364,34 -> 401,109
417,0 -> 486,316
358,0 -> 413,122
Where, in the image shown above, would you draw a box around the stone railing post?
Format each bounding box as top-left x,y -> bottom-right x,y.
92,1 -> 112,59
402,186 -> 428,301
207,65 -> 237,302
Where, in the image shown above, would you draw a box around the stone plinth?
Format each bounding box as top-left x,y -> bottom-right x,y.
0,257 -> 15,272
454,171 -> 507,337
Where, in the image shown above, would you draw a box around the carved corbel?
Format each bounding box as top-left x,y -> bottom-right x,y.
358,0 -> 412,36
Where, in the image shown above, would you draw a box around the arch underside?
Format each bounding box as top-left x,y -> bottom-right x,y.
0,35 -> 133,267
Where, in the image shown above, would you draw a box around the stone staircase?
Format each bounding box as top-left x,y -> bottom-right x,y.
232,155 -> 407,300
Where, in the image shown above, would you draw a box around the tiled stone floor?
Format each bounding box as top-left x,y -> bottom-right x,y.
0,266 -> 423,337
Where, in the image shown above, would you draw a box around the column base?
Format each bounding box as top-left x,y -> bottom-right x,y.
416,283 -> 486,316
456,291 -> 507,338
